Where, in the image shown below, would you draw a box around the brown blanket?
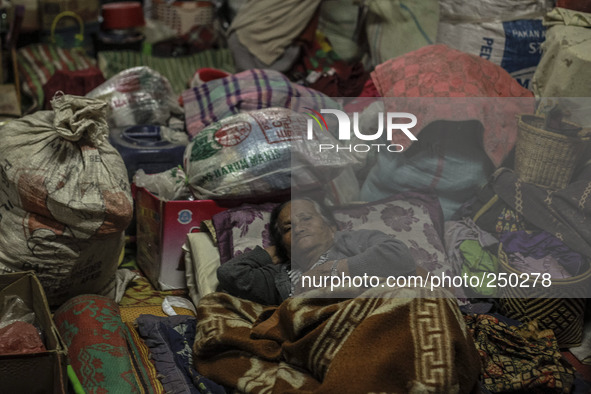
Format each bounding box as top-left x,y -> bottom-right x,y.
193,287 -> 481,393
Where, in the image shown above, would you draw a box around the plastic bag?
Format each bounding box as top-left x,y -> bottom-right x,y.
184,107 -> 357,200
86,66 -> 183,128
0,296 -> 35,330
133,167 -> 192,201
0,296 -> 46,355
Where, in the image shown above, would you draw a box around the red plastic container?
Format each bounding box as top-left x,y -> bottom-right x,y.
102,1 -> 145,30
556,0 -> 591,13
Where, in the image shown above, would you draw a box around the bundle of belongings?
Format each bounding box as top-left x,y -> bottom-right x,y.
0,94 -> 133,307
2,1 -> 591,392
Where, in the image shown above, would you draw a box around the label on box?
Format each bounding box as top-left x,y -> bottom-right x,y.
178,209 -> 192,224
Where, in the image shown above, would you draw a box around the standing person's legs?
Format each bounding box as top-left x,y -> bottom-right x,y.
228,32 -> 300,73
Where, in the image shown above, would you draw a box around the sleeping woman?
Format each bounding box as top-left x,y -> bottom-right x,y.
198,198 -> 481,393
216,197 -> 417,305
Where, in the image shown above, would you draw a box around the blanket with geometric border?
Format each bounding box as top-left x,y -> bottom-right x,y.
193,286 -> 481,393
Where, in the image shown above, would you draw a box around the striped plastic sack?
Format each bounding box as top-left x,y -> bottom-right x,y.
97,49 -> 235,95
181,68 -> 339,138
17,43 -> 98,114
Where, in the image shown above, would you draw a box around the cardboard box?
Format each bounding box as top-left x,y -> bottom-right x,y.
0,271 -> 68,394
135,186 -> 229,290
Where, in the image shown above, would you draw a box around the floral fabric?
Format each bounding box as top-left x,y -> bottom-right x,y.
212,202 -> 279,264
212,191 -> 452,282
333,191 -> 450,277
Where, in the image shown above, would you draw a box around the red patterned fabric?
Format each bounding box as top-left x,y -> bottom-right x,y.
371,44 -> 535,167
53,295 -> 147,394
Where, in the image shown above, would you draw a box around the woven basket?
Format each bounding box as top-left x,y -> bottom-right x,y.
514,114 -> 589,190
152,0 -> 214,35
497,243 -> 591,347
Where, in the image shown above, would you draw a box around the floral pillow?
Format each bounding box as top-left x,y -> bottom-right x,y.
212,202 -> 280,264
212,191 -> 452,277
332,191 -> 450,276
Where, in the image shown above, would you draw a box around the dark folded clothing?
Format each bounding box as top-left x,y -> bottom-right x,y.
136,314 -> 226,394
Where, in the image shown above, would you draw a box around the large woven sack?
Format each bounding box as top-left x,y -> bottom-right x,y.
0,94 -> 133,306
437,0 -> 552,90
531,8 -> 591,98
184,107 -> 357,200
364,0 -> 438,67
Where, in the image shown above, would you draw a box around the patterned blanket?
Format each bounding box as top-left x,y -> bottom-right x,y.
193,287 -> 481,393
370,44 -> 534,168
465,314 -> 575,393
17,44 -> 99,114
181,69 -> 339,138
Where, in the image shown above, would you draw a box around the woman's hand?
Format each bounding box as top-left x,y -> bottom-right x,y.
264,245 -> 284,265
305,259 -> 350,277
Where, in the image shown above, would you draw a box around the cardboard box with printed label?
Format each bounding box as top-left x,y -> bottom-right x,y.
135,186 -> 229,290
0,271 -> 68,394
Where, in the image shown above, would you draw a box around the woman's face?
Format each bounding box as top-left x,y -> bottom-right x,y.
276,200 -> 335,263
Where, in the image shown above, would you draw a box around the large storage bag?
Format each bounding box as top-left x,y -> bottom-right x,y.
363,0 -> 439,67
437,0 -> 552,90
184,107 -> 356,200
0,94 -> 133,306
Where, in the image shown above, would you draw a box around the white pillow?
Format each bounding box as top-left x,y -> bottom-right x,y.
183,232 -> 221,306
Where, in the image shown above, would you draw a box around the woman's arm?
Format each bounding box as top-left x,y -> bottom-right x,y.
332,230 -> 416,278
216,246 -> 287,305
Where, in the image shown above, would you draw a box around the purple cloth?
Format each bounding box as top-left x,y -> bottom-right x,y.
500,230 -> 584,276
